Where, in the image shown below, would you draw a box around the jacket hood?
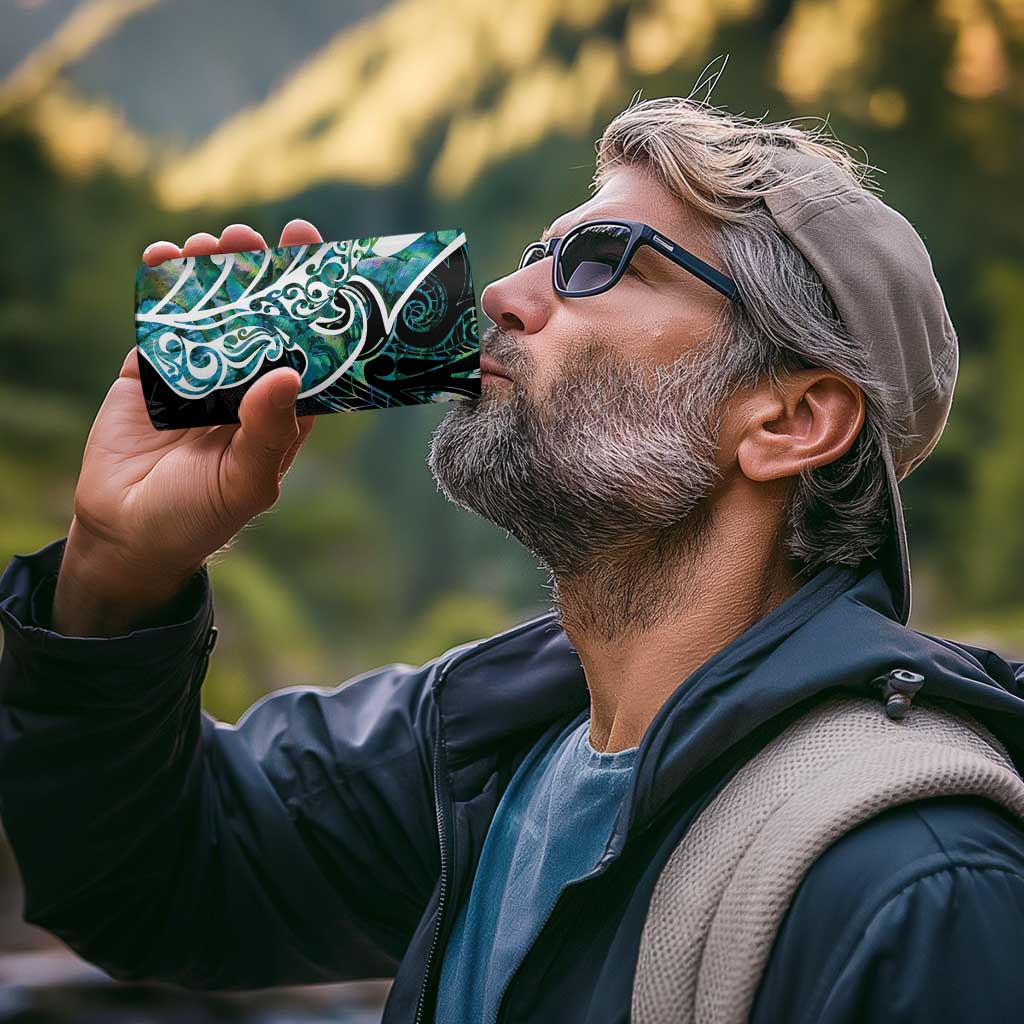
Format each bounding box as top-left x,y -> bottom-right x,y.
433,557 -> 1024,864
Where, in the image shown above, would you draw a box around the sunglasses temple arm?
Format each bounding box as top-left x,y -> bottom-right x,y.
647,237 -> 741,302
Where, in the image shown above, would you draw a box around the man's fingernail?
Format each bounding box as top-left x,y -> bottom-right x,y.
272,379 -> 298,410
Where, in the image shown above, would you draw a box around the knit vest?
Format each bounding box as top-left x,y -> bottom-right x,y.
631,693 -> 1024,1024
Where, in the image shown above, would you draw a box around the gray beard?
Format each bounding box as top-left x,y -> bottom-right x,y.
427,333 -> 738,641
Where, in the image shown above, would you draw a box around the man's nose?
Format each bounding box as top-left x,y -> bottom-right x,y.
481,268 -> 551,335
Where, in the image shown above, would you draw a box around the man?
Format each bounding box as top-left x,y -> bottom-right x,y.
2,95 -> 1024,1023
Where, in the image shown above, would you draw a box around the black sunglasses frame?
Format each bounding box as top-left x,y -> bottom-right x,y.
518,218 -> 741,303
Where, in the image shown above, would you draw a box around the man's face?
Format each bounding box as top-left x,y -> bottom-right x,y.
427,163 -> 739,591
480,163 -> 728,398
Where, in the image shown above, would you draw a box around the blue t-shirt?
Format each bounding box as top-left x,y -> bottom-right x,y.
433,712 -> 639,1023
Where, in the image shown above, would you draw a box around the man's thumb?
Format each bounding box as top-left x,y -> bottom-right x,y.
228,369 -> 302,507
268,370 -> 301,412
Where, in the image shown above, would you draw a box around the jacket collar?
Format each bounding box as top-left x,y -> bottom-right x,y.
432,556 -> 1024,852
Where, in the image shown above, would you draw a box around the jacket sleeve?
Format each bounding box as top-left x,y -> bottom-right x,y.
751,797 -> 1024,1024
0,537 -> 442,990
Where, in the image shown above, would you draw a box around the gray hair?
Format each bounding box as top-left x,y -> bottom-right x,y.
592,94 -> 910,576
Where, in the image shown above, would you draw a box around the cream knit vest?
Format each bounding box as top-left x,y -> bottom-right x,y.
631,694 -> 1024,1024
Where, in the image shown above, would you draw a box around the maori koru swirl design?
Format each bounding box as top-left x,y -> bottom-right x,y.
134,229 -> 480,429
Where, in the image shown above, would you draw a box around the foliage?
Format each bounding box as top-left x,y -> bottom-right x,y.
1,0 -> 1022,719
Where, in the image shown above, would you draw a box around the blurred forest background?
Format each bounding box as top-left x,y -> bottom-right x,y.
0,0 -> 1021,1017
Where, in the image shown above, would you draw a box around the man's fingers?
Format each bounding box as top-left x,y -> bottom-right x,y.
144,220 -> 317,269
137,221 -> 319,503
219,223 -> 268,254
142,240 -> 182,267
225,369 -> 302,509
279,218 -> 324,247
182,231 -> 220,257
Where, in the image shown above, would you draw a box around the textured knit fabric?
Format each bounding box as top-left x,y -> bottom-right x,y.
434,712 -> 638,1024
631,695 -> 1024,1024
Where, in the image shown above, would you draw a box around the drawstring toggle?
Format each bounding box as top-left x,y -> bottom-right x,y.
870,668 -> 925,720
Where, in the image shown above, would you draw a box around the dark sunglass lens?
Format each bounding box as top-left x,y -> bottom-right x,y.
556,223 -> 631,292
518,243 -> 547,271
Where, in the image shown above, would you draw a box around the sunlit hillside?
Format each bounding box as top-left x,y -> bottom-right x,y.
1,0 -> 1022,711
4,0 -> 1020,209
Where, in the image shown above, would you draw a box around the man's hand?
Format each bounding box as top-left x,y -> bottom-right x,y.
52,219 -> 324,637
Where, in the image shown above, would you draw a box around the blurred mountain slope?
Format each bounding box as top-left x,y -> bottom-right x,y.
1,0 -> 771,204
1,0 -> 1023,712
3,0 -> 1021,210
1,0 -> 81,79
0,0 -> 388,176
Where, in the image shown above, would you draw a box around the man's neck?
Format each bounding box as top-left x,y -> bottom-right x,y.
552,509 -> 801,753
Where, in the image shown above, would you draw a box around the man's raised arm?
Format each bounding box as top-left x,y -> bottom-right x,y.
0,536 -> 441,989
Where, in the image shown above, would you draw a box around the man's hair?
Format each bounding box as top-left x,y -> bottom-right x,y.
592,95 -> 910,576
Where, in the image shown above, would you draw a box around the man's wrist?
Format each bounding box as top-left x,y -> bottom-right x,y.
51,518 -> 206,638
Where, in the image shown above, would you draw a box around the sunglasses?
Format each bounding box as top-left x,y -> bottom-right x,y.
518,218 -> 741,303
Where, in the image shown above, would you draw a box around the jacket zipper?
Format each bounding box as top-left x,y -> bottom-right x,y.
414,677 -> 453,1024
410,617 -> 594,1024
193,625 -> 218,691
491,852 -> 617,1024
491,885 -> 564,1024
490,768 -> 678,1024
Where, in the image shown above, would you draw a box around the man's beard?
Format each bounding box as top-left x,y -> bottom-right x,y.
427,328 -> 741,639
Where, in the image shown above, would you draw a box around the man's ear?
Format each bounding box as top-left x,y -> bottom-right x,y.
733,370 -> 865,483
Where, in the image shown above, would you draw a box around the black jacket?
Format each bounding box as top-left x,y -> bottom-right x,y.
2,536 -> 1024,1023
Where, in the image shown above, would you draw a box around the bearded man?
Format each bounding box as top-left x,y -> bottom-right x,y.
2,96 -> 1024,1024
